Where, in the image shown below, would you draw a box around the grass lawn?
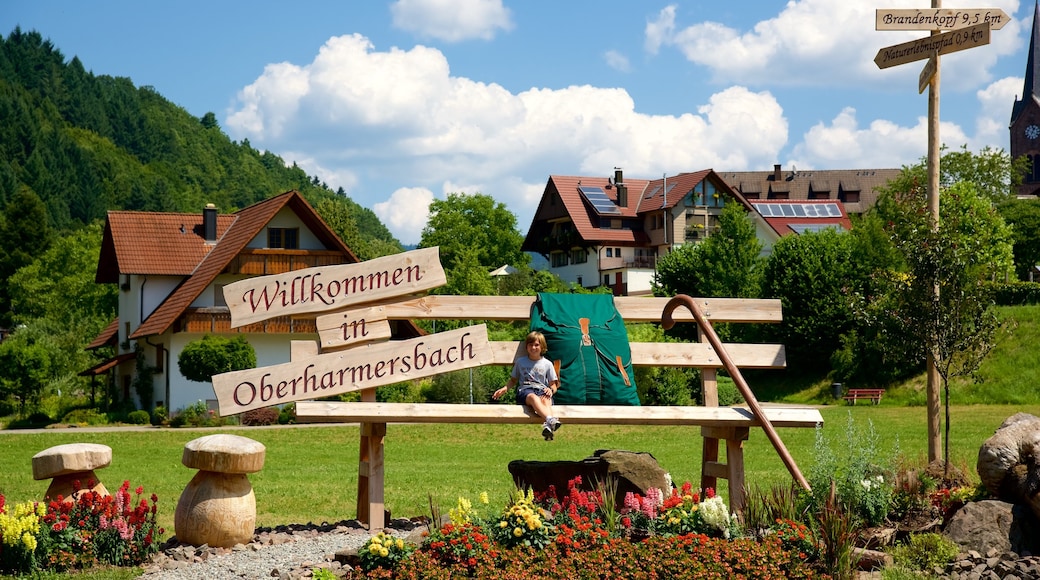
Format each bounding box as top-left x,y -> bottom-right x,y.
0,404 -> 1031,536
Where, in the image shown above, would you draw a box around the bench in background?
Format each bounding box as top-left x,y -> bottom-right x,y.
843,388 -> 884,405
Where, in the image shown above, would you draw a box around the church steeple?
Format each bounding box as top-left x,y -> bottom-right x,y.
1014,1 -> 1040,124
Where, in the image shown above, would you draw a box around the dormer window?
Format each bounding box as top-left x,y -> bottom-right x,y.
268,227 -> 299,249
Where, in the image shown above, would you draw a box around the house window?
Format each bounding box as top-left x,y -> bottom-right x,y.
576,276 -> 583,287
606,248 -> 613,257
614,247 -> 621,257
570,248 -> 587,264
604,274 -> 610,286
551,252 -> 568,267
842,190 -> 860,203
268,227 -> 299,249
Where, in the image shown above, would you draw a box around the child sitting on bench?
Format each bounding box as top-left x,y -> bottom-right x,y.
493,331 -> 562,440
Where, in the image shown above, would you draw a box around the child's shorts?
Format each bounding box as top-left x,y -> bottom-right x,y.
516,385 -> 551,405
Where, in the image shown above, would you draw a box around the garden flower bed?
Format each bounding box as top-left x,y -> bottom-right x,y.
0,480 -> 164,575
346,477 -> 829,579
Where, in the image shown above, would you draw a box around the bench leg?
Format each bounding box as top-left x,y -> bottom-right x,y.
357,421 -> 386,530
700,426 -> 749,518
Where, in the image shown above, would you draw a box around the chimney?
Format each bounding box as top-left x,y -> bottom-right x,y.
614,168 -> 627,207
203,203 -> 217,242
773,164 -> 782,181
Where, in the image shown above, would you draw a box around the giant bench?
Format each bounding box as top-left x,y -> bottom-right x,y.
290,294 -> 824,529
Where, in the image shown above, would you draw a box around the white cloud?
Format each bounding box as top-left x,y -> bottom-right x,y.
646,0 -> 1023,89
390,0 -> 513,42
788,106 -> 970,169
225,34 -> 792,243
373,187 -> 435,245
604,50 -> 631,72
974,76 -> 1023,148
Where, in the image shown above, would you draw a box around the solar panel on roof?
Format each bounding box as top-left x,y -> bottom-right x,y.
578,186 -> 622,215
645,185 -> 662,199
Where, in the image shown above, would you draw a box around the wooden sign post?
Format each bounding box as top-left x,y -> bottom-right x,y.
874,3 -> 1003,462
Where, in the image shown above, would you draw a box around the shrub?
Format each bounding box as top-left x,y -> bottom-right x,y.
61,408 -> 109,426
125,410 -> 150,425
802,414 -> 894,526
150,406 -> 167,426
889,532 -> 959,572
278,403 -> 295,425
240,407 -> 279,426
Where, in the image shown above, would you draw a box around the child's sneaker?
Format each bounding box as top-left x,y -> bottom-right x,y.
542,421 -> 554,441
549,417 -> 562,433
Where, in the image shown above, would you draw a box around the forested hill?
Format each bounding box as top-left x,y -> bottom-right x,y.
0,27 -> 403,254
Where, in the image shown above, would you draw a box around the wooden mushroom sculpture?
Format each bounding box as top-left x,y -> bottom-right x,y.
32,443 -> 112,502
174,434 -> 265,548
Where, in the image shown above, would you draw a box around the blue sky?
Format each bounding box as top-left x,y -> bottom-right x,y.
1,0 -> 1031,245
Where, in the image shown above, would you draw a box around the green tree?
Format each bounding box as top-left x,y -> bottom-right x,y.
652,202 -> 763,299
761,228 -> 861,370
0,326 -> 56,415
8,221 -> 115,332
877,181 -> 1013,467
886,145 -> 1026,203
419,192 -> 529,274
0,187 -> 54,327
997,198 -> 1040,280
178,335 -> 257,383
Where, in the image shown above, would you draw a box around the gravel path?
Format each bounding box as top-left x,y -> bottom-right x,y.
138,520 -> 420,580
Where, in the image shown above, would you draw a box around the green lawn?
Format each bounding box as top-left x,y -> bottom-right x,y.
0,404 -> 1029,535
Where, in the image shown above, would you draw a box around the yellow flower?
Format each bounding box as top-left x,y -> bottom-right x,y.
21,532 -> 36,552
396,538 -> 404,550
379,547 -> 389,558
513,527 -> 523,537
368,544 -> 381,555
479,491 -> 489,505
499,521 -> 508,528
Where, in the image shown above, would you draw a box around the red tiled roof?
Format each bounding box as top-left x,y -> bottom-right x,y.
543,175 -> 652,244
85,318 -> 119,350
130,191 -> 358,339
96,212 -> 236,282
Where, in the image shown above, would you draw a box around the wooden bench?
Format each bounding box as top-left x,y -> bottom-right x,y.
292,294 -> 824,529
843,388 -> 884,405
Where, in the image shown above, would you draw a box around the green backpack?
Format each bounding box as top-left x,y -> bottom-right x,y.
529,293 -> 640,406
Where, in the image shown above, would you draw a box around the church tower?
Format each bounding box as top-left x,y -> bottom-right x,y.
1012,1 -> 1040,196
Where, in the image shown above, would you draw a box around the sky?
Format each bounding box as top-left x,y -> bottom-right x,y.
1,0 -> 1034,245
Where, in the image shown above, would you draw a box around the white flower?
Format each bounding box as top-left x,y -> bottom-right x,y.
698,496 -> 731,533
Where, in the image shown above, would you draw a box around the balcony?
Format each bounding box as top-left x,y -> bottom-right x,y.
227,249 -> 347,276
178,308 -> 316,334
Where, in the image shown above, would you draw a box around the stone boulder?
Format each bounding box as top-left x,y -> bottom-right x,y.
943,500 -> 1040,556
508,449 -> 671,505
977,412 -> 1040,520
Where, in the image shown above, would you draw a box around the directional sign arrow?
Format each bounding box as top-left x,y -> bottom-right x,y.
876,8 -> 1010,31
874,21 -> 990,69
919,51 -> 938,94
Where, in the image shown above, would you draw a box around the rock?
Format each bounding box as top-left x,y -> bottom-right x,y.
977,413 -> 1040,520
508,449 -> 671,505
943,500 -> 1040,556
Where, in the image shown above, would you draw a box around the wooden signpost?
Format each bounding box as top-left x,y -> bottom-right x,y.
212,246 -> 492,416
874,2 -> 1004,462
875,8 -> 1009,30
222,246 -> 446,328
874,21 -> 989,69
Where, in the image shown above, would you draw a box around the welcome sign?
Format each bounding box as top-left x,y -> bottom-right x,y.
222,247 -> 446,328
212,324 -> 493,414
